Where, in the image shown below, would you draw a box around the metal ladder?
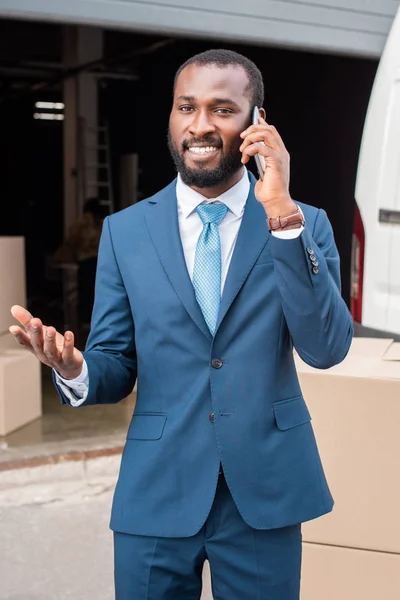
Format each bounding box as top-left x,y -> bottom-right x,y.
80,119 -> 115,215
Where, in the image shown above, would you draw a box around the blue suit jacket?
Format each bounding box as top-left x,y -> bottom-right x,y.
56,172 -> 353,537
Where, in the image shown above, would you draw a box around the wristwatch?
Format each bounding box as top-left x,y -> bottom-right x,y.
267,204 -> 305,232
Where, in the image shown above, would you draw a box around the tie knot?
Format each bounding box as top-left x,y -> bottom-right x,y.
196,203 -> 228,226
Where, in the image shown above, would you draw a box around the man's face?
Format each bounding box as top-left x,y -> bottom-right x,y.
168,63 -> 252,189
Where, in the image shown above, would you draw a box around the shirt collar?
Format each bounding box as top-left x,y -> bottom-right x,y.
176,168 -> 250,219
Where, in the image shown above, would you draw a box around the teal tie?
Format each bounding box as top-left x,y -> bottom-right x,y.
193,203 -> 228,335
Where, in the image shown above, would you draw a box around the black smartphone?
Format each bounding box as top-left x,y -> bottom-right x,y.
252,106 -> 266,180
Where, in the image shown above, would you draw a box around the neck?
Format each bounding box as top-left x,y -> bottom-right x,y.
190,168 -> 244,199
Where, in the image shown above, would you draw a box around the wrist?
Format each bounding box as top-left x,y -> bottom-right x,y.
272,223 -> 303,232
261,197 -> 297,219
266,203 -> 305,232
57,366 -> 83,380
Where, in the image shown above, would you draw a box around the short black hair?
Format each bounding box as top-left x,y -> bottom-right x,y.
174,49 -> 264,108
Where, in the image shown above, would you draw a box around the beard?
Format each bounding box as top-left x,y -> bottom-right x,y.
167,130 -> 243,188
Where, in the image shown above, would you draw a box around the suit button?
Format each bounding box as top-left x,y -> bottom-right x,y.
311,259 -> 319,267
309,254 -> 316,261
209,412 -> 215,423
212,358 -> 223,369
307,247 -> 314,254
312,266 -> 319,274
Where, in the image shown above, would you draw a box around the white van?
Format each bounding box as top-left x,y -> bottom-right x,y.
352,6 -> 400,336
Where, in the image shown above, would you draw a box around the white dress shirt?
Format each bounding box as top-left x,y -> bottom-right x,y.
55,169 -> 303,405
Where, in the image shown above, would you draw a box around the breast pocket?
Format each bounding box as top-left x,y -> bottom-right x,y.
127,413 -> 167,440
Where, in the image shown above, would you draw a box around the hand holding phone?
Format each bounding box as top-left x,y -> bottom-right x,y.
240,110 -> 293,213
252,106 -> 266,180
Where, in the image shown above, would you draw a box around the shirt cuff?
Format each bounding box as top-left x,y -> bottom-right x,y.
53,360 -> 89,407
271,226 -> 304,239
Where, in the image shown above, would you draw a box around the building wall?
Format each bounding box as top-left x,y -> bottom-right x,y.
0,0 -> 398,58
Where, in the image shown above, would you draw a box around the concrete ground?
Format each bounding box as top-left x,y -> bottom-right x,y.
0,487 -> 213,600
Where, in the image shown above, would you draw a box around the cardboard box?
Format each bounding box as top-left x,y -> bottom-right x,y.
301,542 -> 400,600
0,237 -> 41,436
0,237 -> 26,336
0,349 -> 42,436
0,331 -> 21,352
296,338 -> 400,553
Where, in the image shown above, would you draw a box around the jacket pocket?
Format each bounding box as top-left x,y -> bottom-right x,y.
127,413 -> 167,440
273,396 -> 311,431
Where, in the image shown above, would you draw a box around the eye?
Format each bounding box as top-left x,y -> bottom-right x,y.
215,108 -> 233,115
179,105 -> 194,112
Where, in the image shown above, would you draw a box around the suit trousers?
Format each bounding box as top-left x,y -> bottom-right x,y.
113,473 -> 302,600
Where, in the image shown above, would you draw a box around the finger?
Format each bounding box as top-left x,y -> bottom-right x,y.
242,125 -> 284,152
240,123 -> 264,138
43,326 -> 61,364
241,142 -> 279,163
240,122 -> 275,138
9,326 -> 34,351
61,331 -> 75,364
240,130 -> 281,153
29,319 -> 47,360
10,305 -> 34,331
240,123 -> 285,150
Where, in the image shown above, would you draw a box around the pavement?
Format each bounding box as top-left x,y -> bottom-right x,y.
0,454 -> 213,600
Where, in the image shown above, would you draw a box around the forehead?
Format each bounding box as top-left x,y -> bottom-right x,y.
174,63 -> 251,105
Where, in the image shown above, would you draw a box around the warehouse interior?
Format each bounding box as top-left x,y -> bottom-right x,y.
0,15 -> 378,447
0,17 -> 379,305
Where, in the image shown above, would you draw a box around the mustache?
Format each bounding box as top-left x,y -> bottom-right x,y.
182,136 -> 223,150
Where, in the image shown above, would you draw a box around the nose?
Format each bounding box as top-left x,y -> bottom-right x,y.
188,110 -> 217,138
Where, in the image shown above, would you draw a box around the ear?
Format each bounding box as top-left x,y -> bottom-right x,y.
259,107 -> 266,120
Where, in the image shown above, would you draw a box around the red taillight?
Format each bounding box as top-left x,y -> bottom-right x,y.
350,202 -> 365,322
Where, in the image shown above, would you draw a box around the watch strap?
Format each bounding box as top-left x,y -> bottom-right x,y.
267,205 -> 305,232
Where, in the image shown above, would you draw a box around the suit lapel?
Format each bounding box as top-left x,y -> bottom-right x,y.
144,181 -> 212,342
216,176 -> 270,332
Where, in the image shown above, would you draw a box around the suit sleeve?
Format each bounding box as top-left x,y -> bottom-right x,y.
269,208 -> 353,369
54,217 -> 137,406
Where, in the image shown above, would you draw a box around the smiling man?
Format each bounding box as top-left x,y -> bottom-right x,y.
10,49 -> 353,599
168,62 -> 247,194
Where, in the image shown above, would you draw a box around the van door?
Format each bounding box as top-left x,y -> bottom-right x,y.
384,73 -> 400,334
355,7 -> 400,334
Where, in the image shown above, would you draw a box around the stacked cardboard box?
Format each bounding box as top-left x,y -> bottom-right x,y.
296,338 -> 400,599
0,237 -> 41,436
